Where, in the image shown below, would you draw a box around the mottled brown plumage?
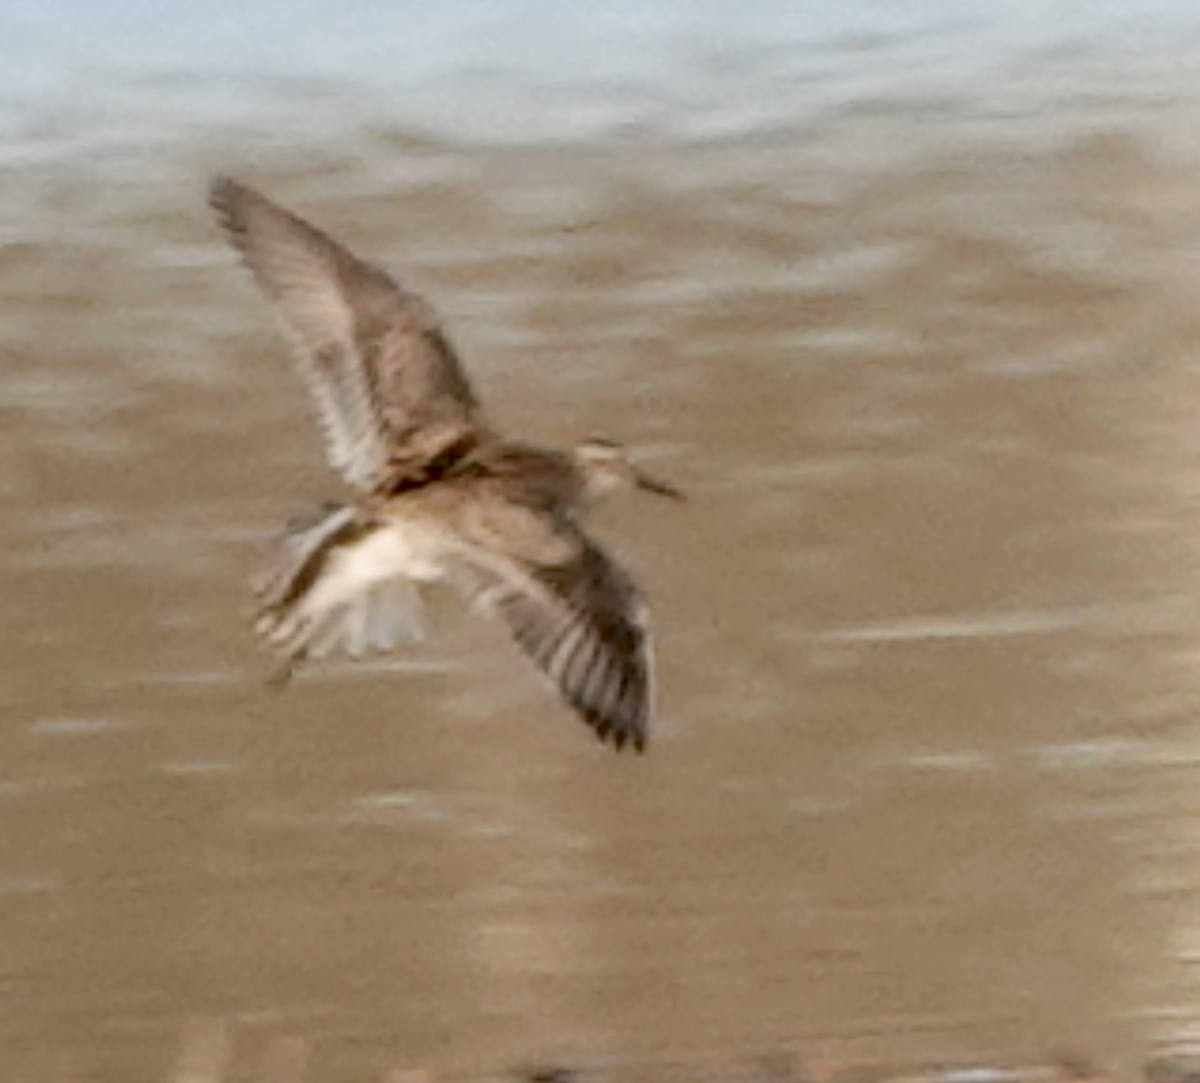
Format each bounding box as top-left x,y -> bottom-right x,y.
211,177 -> 681,752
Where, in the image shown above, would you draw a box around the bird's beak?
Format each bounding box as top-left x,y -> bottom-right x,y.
634,468 -> 686,500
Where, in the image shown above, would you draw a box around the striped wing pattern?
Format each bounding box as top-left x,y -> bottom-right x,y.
211,177 -> 483,490
460,516 -> 652,752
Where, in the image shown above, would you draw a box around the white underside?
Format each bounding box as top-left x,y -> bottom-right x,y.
310,521 -> 445,605
270,519 -> 452,661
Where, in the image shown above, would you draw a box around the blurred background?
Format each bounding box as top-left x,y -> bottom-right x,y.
5,1 -> 1200,1080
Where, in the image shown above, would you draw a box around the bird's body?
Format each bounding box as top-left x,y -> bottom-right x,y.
211,178 -> 681,751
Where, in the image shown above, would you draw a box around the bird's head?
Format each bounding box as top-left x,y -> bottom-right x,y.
572,438 -> 684,504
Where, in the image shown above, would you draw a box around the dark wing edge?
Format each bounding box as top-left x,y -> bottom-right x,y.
459,534 -> 653,753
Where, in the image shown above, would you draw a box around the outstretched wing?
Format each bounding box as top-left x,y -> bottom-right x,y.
211,177 -> 485,491
456,510 -> 653,752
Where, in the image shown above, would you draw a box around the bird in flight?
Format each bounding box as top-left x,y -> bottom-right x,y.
210,178 -> 682,752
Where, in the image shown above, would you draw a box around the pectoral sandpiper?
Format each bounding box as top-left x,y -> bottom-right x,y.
211,178 -> 682,752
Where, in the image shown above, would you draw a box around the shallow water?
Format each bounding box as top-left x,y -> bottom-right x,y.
7,6 -> 1200,1081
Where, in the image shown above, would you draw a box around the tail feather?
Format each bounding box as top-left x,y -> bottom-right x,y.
255,503 -> 361,613
254,504 -> 426,675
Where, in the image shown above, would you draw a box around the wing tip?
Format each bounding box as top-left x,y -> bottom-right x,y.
557,660 -> 649,753
588,711 -> 649,755
208,172 -> 238,212
624,729 -> 650,755
209,174 -> 252,243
